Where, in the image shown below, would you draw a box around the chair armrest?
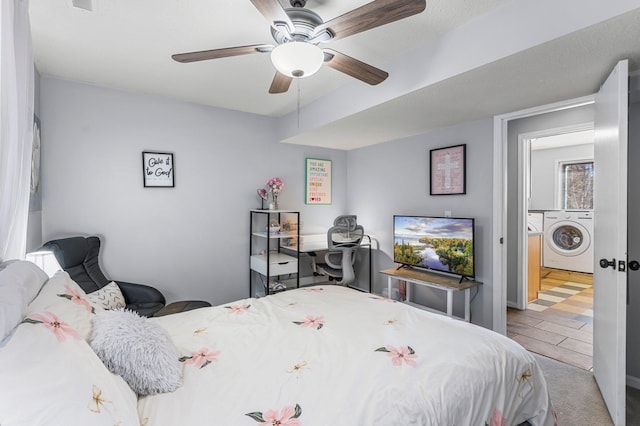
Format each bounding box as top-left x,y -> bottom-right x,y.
115,281 -> 166,306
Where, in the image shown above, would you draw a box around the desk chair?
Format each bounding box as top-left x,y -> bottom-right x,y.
315,215 -> 364,285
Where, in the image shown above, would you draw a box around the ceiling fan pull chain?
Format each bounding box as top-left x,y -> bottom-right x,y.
297,78 -> 301,129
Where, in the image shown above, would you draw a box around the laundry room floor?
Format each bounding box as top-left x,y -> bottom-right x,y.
507,268 -> 593,371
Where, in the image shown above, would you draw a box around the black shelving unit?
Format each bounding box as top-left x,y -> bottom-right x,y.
249,209 -> 300,297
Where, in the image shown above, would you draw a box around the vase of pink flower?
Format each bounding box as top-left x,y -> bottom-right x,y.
266,177 -> 283,210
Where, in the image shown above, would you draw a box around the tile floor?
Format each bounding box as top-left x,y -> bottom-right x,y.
507,269 -> 593,371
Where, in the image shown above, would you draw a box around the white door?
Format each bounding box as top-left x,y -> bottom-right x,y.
593,59 -> 628,425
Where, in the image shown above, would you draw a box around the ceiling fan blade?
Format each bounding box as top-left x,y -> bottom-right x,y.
250,0 -> 295,34
323,49 -> 388,85
269,72 -> 293,94
313,0 -> 426,41
172,44 -> 272,63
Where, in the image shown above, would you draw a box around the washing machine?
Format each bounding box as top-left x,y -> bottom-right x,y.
543,210 -> 594,273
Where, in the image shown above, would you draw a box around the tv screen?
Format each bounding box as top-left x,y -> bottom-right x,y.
393,215 -> 475,278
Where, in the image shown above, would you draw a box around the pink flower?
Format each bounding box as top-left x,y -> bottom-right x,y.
371,296 -> 395,303
489,407 -> 506,426
62,284 -> 94,313
225,304 -> 250,314
375,345 -> 417,367
182,348 -> 220,369
27,312 -> 82,342
260,406 -> 300,426
294,315 -> 324,330
257,188 -> 268,200
266,177 -> 284,194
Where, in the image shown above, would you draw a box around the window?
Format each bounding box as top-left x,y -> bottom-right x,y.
559,160 -> 594,209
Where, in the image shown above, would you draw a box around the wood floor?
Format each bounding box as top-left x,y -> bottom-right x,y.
507,268 -> 593,371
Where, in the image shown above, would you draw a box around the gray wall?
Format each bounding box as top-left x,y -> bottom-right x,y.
530,143 -> 594,211
506,104 -> 595,304
346,119 -> 495,328
38,76 -> 347,305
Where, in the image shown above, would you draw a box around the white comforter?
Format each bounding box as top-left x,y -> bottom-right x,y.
139,286 -> 555,426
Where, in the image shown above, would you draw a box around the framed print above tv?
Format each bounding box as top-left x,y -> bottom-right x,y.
429,144 -> 466,195
142,151 -> 174,187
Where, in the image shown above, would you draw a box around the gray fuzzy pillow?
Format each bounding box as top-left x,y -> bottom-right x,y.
89,309 -> 182,395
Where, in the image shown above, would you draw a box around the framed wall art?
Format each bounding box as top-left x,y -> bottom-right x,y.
142,151 -> 174,187
305,158 -> 332,204
429,144 -> 466,195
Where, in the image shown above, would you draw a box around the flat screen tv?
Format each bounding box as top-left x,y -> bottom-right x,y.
393,215 -> 475,279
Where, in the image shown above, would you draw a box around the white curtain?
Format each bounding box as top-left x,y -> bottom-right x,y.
0,0 -> 34,262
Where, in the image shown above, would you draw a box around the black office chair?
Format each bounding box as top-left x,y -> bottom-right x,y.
39,236 -> 210,317
315,215 -> 364,286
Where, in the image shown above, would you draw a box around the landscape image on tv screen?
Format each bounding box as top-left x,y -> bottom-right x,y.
394,216 -> 474,277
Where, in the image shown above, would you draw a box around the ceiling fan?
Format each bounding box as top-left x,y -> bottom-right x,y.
171,0 -> 427,94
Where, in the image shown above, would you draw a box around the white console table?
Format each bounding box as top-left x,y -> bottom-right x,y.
380,268 -> 480,321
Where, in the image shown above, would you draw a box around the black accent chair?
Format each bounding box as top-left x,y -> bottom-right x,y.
40,236 -> 210,317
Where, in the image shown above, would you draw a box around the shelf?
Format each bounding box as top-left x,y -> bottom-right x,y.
252,231 -> 298,239
250,209 -> 299,213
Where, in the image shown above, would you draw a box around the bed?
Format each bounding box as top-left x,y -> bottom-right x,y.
0,260 -> 556,425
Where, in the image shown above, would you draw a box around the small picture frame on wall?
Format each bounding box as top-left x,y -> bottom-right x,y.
430,144 -> 466,195
142,151 -> 174,187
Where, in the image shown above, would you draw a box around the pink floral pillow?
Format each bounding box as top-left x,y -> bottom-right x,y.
27,271 -> 103,340
0,308 -> 139,425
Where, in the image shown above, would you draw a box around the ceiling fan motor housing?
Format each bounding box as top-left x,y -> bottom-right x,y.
271,7 -> 331,44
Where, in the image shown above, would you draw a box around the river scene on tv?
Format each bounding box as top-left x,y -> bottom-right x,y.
394,216 -> 474,276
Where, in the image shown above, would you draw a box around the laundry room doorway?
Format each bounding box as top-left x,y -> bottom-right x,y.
522,127 -> 595,305
509,125 -> 596,371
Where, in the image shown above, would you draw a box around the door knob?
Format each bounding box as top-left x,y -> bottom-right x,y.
629,260 -> 640,271
599,258 -> 616,269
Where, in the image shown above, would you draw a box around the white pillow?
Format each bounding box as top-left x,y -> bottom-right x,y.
0,314 -> 139,425
27,271 -> 102,340
90,309 -> 182,396
87,282 -> 126,310
0,260 -> 49,341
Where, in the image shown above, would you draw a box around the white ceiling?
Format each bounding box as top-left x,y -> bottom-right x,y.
29,1 -> 640,150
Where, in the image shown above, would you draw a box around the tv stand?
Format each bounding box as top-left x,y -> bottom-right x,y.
380,268 -> 481,322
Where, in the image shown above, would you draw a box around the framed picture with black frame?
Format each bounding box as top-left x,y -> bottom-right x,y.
429,144 -> 466,195
142,151 -> 175,188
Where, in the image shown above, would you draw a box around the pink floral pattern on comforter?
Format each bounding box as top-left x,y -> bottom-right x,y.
245,404 -> 302,425
179,348 -> 220,369
23,311 -> 82,342
138,286 -> 555,426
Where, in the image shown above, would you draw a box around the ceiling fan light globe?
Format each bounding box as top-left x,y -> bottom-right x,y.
270,42 -> 323,78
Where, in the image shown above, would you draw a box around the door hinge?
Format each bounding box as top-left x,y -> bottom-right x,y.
500,237 -> 504,244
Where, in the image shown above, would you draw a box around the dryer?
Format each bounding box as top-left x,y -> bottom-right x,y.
543,211 -> 594,273
527,212 -> 544,233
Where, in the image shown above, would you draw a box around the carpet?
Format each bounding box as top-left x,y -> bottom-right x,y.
534,353 -> 640,425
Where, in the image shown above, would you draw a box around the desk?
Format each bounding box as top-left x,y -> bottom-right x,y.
380,268 -> 480,321
282,233 -> 372,293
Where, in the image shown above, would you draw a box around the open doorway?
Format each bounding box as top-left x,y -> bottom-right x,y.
507,128 -> 595,371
